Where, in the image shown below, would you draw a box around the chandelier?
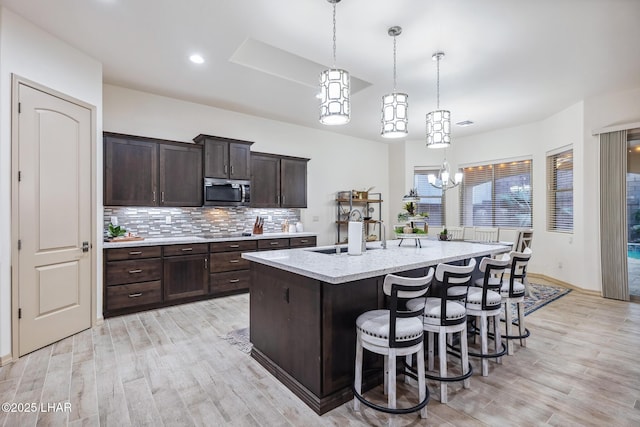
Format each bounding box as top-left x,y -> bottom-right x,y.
426,52 -> 451,148
381,26 -> 408,138
319,0 -> 350,125
428,158 -> 462,191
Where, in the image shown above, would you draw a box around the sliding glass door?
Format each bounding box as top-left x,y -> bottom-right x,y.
626,129 -> 640,300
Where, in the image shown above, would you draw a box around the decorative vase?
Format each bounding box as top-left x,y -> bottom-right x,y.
403,225 -> 413,234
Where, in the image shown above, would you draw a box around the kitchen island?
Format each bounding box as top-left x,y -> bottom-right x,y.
242,239 -> 511,414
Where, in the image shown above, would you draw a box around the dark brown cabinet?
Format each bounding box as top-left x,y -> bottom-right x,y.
159,144 -> 203,206
193,134 -> 253,180
104,245 -> 163,315
251,152 -> 309,208
104,136 -> 158,206
209,239 -> 257,296
163,243 -> 209,301
104,133 -> 202,207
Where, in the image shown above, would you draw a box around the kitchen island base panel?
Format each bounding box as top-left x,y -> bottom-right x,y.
249,263 -> 428,415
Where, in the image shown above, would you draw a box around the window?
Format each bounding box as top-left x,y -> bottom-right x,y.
460,159 -> 532,227
414,168 -> 445,226
547,148 -> 573,232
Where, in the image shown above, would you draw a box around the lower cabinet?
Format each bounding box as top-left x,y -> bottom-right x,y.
103,236 -> 317,317
163,243 -> 209,301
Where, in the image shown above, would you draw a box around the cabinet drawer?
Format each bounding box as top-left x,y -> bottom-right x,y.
106,246 -> 162,261
210,251 -> 251,272
257,238 -> 289,250
106,281 -> 162,311
163,243 -> 208,257
290,236 -> 316,248
106,258 -> 162,285
210,270 -> 250,295
210,240 -> 257,253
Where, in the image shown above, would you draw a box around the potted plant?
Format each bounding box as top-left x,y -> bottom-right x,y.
107,223 -> 126,240
439,228 -> 450,241
403,202 -> 416,217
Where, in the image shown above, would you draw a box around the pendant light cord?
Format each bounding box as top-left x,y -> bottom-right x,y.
332,2 -> 337,68
392,35 -> 397,92
436,54 -> 440,109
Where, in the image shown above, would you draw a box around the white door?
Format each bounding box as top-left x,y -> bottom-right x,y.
16,83 -> 92,356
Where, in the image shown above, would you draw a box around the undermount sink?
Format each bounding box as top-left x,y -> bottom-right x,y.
308,246 -> 382,255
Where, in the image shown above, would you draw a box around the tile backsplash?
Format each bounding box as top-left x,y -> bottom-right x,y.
103,207 -> 300,238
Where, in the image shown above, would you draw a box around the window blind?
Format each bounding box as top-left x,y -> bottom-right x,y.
460,159 -> 532,227
414,168 -> 445,226
547,149 -> 573,232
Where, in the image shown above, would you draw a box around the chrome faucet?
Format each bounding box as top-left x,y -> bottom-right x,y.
373,220 -> 387,249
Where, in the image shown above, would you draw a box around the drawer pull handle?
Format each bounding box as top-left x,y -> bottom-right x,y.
229,279 -> 240,283
270,242 -> 279,245
181,248 -> 193,252
229,244 -> 240,248
128,293 -> 143,298
229,260 -> 240,263
128,269 -> 143,274
129,251 -> 142,255
300,240 -> 308,243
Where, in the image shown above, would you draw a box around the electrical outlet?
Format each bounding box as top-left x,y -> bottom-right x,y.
110,216 -> 118,225
313,216 -> 319,222
165,216 -> 172,224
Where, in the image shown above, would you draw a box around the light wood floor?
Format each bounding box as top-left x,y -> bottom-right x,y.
1,286 -> 639,427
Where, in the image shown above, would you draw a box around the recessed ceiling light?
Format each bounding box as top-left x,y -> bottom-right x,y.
456,120 -> 474,127
189,54 -> 205,64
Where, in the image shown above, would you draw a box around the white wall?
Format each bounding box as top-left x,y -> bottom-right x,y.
103,84 -> 390,246
0,7 -> 103,359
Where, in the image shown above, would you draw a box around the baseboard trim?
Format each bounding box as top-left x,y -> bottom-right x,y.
0,353 -> 13,367
95,316 -> 104,326
528,273 -> 602,297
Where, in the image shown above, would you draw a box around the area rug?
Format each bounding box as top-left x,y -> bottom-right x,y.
222,283 -> 570,354
521,282 -> 571,316
221,327 -> 252,354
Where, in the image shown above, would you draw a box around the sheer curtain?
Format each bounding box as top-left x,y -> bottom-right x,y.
600,130 -> 629,300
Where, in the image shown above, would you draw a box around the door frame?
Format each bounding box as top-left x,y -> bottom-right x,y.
10,75 -> 98,360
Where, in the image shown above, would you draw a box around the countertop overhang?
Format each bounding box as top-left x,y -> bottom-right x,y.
103,232 -> 318,249
242,240 -> 512,284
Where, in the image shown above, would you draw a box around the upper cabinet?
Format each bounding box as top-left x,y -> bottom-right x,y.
104,132 -> 202,207
251,152 -> 309,208
193,134 -> 253,180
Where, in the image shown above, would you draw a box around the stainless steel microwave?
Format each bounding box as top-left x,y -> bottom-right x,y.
203,178 -> 250,206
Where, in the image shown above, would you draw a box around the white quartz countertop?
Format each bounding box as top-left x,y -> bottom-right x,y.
242,239 -> 512,284
103,232 -> 318,248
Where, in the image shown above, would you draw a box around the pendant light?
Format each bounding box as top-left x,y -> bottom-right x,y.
319,0 -> 350,125
428,156 -> 463,191
426,52 -> 451,148
381,26 -> 408,138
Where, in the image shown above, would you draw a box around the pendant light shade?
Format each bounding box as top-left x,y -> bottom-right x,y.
426,52 -> 451,148
319,0 -> 350,125
381,26 -> 408,138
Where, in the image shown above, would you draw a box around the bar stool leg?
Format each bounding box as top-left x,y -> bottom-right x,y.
480,314 -> 489,376
428,332 -> 435,371
461,329 -> 470,389
404,355 -> 413,385
505,302 -> 514,355
494,313 -> 502,365
383,356 -> 389,395
417,345 -> 427,419
518,302 -> 526,347
354,336 -> 363,412
388,350 -> 397,410
438,331 -> 447,403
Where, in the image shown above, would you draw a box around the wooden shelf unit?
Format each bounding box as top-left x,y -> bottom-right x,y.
335,191 -> 383,244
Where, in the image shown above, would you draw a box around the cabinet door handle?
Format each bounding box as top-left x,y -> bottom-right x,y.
128,293 -> 143,298
224,164 -> 228,174
230,165 -> 234,175
181,248 -> 193,252
128,269 -> 143,274
129,251 -> 142,255
229,259 -> 240,263
161,191 -> 165,203
153,191 -> 156,202
229,279 -> 240,283
282,195 -> 285,205
300,239 -> 308,243
204,258 -> 208,269
284,288 -> 289,303
229,244 -> 240,248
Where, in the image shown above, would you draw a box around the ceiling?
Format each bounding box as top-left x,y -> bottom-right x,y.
2,0 -> 640,143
